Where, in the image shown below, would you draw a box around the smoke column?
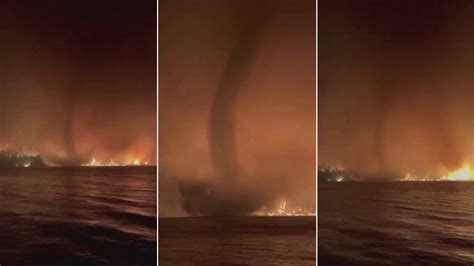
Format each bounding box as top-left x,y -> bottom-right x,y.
160,0 -> 315,216
208,0 -> 271,179
63,98 -> 77,160
178,0 -> 276,216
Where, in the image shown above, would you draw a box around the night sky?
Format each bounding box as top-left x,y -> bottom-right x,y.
319,0 -> 474,177
0,1 -> 156,165
159,0 -> 315,216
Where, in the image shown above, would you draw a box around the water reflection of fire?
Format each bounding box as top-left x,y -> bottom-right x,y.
253,199 -> 316,216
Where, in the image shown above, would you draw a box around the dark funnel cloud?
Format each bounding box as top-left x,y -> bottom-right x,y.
159,0 -> 315,216
179,0 -> 274,216
208,0 -> 272,180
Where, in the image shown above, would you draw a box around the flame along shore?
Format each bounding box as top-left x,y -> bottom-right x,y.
1,143 -> 152,167
82,158 -> 149,167
252,199 -> 316,216
403,163 -> 474,181
320,164 -> 474,182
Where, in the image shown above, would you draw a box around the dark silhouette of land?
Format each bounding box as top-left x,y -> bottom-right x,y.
0,149 -> 47,168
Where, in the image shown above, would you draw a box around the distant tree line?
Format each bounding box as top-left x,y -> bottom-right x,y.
0,149 -> 46,168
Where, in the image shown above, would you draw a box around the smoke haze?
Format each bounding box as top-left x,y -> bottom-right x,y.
0,1 -> 156,165
319,0 -> 474,177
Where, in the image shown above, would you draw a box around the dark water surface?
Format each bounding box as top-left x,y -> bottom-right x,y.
319,182 -> 474,265
159,216 -> 316,265
0,167 -> 156,265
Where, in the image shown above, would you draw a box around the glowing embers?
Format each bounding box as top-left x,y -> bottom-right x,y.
253,199 -> 316,216
400,172 -> 443,181
83,157 -> 148,167
444,163 -> 473,181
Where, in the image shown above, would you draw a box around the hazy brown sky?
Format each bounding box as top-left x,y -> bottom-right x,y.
319,0 -> 474,176
0,1 -> 156,165
159,0 -> 315,215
